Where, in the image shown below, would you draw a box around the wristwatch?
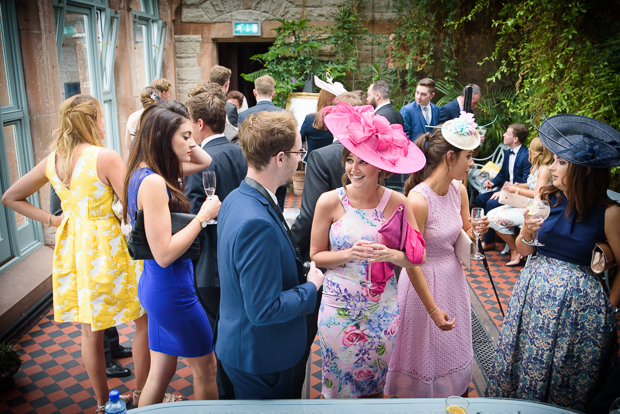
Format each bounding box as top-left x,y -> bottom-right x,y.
194,215 -> 208,228
515,188 -> 520,195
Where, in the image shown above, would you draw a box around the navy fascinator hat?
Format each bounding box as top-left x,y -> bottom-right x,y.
532,113 -> 620,168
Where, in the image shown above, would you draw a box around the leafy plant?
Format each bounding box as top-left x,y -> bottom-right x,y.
0,341 -> 20,369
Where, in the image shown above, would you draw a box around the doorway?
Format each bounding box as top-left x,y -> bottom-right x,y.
217,42 -> 272,108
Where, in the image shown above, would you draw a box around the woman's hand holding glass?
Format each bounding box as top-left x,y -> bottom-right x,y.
349,239 -> 374,261
521,199 -> 550,246
469,208 -> 490,261
197,195 -> 221,223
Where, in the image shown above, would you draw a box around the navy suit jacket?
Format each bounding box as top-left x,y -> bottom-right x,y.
226,102 -> 239,127
216,181 -> 317,374
438,98 -> 461,124
400,101 -> 439,141
185,136 -> 248,289
237,100 -> 284,126
375,103 -> 404,127
492,145 -> 532,187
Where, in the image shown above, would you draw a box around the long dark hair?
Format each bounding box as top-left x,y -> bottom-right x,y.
539,162 -> 614,222
123,101 -> 191,217
403,129 -> 463,196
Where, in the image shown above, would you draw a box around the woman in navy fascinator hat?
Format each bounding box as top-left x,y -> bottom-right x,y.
486,113 -> 620,411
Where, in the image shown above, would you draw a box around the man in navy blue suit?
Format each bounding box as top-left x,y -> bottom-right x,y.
216,110 -> 324,399
474,124 -> 532,249
185,91 -> 247,399
400,78 -> 440,141
438,83 -> 482,124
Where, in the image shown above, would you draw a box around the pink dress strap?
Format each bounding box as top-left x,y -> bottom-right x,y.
377,188 -> 392,213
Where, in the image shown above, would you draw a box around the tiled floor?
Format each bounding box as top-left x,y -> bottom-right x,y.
0,192 -> 543,413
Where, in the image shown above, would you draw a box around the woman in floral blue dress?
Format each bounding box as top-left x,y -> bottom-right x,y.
310,103 -> 426,398
486,114 -> 620,411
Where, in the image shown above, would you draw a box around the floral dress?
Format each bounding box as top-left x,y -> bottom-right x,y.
318,187 -> 399,398
46,146 -> 143,331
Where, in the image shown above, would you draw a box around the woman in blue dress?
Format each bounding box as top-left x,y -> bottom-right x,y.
486,114 -> 620,411
122,101 -> 221,406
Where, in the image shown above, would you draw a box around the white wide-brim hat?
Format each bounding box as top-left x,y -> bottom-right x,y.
440,111 -> 481,150
314,74 -> 347,96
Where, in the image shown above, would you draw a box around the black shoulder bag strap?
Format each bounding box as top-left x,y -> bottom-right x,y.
244,177 -> 304,263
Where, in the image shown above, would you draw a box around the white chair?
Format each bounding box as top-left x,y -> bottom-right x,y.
468,144 -> 509,201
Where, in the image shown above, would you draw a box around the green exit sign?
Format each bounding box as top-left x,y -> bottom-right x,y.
233,21 -> 261,36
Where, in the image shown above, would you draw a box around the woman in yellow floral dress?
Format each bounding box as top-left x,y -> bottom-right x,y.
2,95 -> 148,413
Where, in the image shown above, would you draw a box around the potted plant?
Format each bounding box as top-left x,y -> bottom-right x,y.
0,341 -> 22,391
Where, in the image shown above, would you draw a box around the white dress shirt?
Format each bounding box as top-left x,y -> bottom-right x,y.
200,133 -> 226,149
374,102 -> 390,113
508,144 -> 522,183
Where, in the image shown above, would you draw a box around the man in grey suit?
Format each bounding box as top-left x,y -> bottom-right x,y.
185,92 -> 247,400
367,80 -> 404,127
237,75 -> 288,210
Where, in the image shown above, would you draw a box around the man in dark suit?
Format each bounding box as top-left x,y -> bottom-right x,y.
400,78 -> 440,141
217,110 -> 324,399
438,83 -> 482,124
367,80 -> 406,191
367,80 -> 404,126
236,74 -> 288,210
210,65 -> 239,127
474,123 -> 532,249
185,92 -> 247,399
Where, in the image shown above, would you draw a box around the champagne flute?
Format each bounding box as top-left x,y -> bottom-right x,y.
523,199 -> 550,246
202,171 -> 217,225
471,207 -> 485,261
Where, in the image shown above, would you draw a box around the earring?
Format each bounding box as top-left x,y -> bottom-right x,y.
449,166 -> 452,171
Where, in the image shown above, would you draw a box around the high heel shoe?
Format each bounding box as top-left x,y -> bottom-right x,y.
506,254 -> 523,266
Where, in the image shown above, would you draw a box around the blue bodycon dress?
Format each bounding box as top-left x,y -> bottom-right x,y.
128,167 -> 214,357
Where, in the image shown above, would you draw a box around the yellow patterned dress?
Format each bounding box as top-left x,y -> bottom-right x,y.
46,145 -> 143,331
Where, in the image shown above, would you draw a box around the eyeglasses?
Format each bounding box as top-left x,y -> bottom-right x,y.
284,148 -> 307,158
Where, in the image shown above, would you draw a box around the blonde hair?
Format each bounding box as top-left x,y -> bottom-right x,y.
254,75 -> 275,96
150,78 -> 171,93
210,65 -> 232,87
140,87 -> 159,108
50,95 -> 104,185
529,137 -> 554,169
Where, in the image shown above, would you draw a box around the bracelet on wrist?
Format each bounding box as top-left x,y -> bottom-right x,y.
428,305 -> 437,316
518,232 -> 532,244
48,214 -> 52,227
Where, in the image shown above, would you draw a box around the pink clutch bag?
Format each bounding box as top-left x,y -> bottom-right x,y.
370,204 -> 426,294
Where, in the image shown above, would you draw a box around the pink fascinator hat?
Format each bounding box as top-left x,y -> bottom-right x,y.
324,104 -> 426,174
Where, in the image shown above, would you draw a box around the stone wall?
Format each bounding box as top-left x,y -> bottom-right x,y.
181,0 -> 398,23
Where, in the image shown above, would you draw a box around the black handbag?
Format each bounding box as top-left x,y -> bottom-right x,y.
127,210 -> 202,261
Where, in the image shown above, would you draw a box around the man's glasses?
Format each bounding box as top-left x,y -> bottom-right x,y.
284,148 -> 307,158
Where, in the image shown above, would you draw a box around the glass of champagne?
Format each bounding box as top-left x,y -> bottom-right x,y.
446,396 -> 469,414
471,207 -> 485,261
202,171 -> 217,225
523,199 -> 550,246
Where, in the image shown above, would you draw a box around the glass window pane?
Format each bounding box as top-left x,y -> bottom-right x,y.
103,101 -> 114,149
3,124 -> 26,228
0,5 -> 13,107
134,24 -> 148,87
96,10 -> 104,60
61,12 -> 91,100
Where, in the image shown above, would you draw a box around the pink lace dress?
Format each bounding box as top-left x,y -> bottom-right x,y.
385,180 -> 472,397
318,187 -> 399,399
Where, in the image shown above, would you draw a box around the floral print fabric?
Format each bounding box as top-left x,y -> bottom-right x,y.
318,187 -> 398,398
486,254 -> 617,411
46,146 -> 143,331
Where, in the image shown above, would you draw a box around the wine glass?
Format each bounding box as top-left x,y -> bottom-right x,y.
477,171 -> 490,194
471,207 -> 485,261
202,171 -> 217,225
523,199 -> 550,246
477,126 -> 487,144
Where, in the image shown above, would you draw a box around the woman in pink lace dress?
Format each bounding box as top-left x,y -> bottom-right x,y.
385,112 -> 490,398
311,104 -> 426,398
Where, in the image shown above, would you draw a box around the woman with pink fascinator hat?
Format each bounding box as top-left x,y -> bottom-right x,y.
309,103 -> 427,399
385,112 -> 491,399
